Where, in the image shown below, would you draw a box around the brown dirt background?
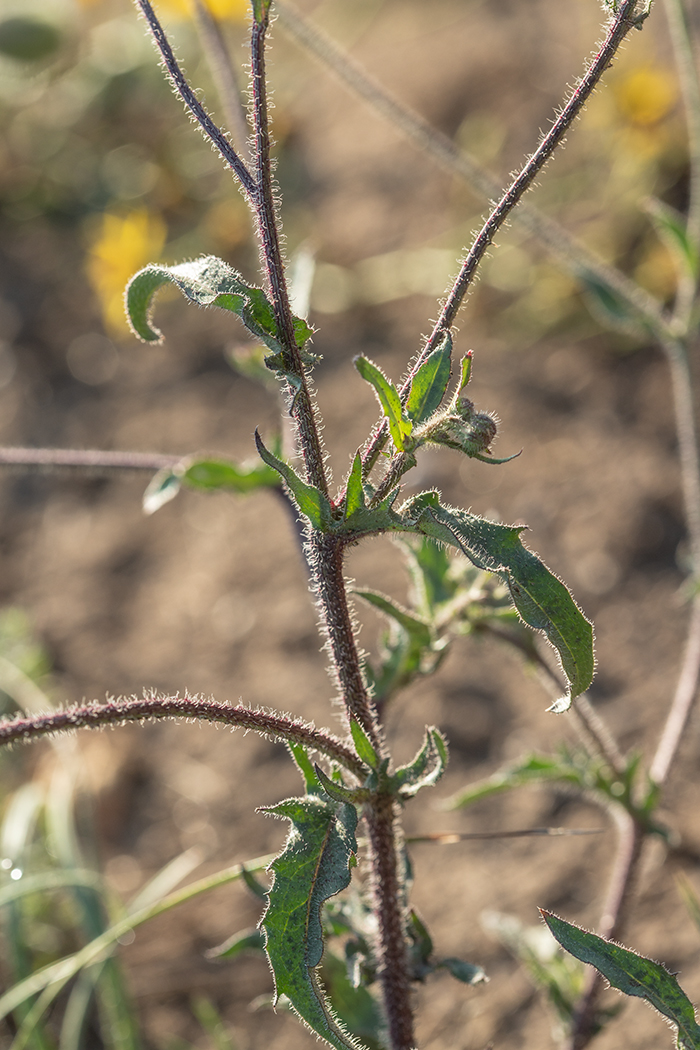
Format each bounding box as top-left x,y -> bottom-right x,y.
1,0 -> 700,1047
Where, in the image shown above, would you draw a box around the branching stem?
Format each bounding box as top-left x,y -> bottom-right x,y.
362,0 -> 650,479
0,695 -> 366,778
134,0 -> 255,199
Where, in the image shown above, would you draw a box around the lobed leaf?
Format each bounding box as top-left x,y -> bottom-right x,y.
542,912 -> 700,1050
354,356 -> 412,451
406,334 -> 452,425
260,796 -> 365,1050
403,496 -> 594,706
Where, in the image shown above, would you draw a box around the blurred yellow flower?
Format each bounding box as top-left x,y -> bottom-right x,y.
155,0 -> 249,21
86,209 -> 167,335
615,66 -> 678,126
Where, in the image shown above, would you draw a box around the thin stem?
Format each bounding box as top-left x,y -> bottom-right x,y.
663,0 -> 700,327
0,447 -> 180,473
275,0 -> 665,338
568,813 -> 645,1050
570,695 -> 627,777
663,337 -> 700,570
362,0 -> 650,479
249,8 -> 329,497
134,0 -> 256,200
649,594 -> 700,785
365,797 -> 415,1050
192,0 -> 252,167
0,695 -> 366,778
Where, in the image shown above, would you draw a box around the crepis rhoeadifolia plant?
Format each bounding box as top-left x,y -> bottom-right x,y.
5,0 -> 700,1048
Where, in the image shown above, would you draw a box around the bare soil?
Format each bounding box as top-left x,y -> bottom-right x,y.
1,1 -> 700,1048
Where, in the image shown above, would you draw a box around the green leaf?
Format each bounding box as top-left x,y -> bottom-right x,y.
287,743 -> 324,795
206,927 -> 265,960
542,912 -> 700,1050
0,17 -> 60,61
390,727 -> 448,798
142,468 -> 181,515
260,796 -> 365,1050
181,457 -> 280,493
349,719 -> 379,771
314,765 -> 368,805
318,952 -> 384,1050
406,334 -> 452,425
458,352 -> 473,394
125,256 -> 313,357
353,591 -> 431,650
254,430 -> 333,530
354,357 -> 412,451
580,273 -> 648,338
444,753 -> 582,809
646,199 -> 699,281
405,499 -> 594,706
437,957 -> 488,985
344,454 -> 366,519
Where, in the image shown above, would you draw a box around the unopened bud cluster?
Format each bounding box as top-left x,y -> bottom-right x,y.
427,397 -> 499,457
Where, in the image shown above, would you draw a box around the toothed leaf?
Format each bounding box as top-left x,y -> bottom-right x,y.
406,335 -> 452,424
260,796 -> 365,1050
355,356 -> 412,451
542,912 -> 700,1050
403,499 -> 594,705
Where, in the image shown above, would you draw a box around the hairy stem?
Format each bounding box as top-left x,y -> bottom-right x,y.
134,0 -> 255,199
275,0 -> 665,338
192,0 -> 252,166
0,447 -> 180,473
309,533 -> 382,750
365,796 -> 415,1050
250,9 -> 329,497
0,696 -> 365,778
362,0 -> 650,479
568,813 -> 645,1050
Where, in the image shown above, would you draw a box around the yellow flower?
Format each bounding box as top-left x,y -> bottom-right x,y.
155,0 -> 249,21
615,66 -> 678,126
86,209 -> 167,335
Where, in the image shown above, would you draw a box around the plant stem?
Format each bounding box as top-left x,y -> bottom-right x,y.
362,0 -> 651,479
0,447 -> 180,473
663,0 -> 700,328
0,696 -> 366,778
567,813 -> 645,1050
250,8 -> 329,497
649,595 -> 700,785
192,0 -> 252,166
365,796 -> 415,1050
310,533 -> 382,750
275,0 -> 665,337
134,0 -> 255,200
